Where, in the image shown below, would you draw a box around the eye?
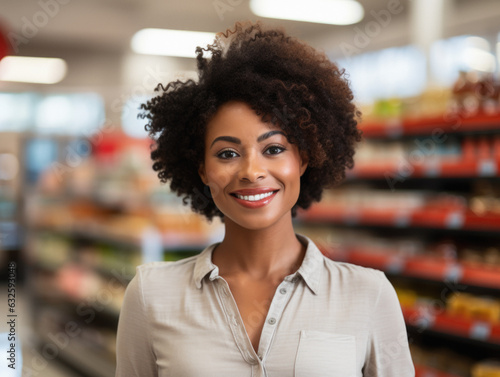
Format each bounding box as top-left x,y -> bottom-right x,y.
265,145 -> 286,155
216,149 -> 238,159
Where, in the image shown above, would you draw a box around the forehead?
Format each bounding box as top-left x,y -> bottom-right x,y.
206,100 -> 284,136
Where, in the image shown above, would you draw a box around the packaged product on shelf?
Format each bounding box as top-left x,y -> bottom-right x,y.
472,360 -> 500,377
469,180 -> 500,216
477,73 -> 500,115
483,247 -> 500,267
447,292 -> 500,324
394,287 -> 418,308
411,344 -> 473,376
404,136 -> 462,163
372,98 -> 403,119
449,71 -> 500,117
402,88 -> 451,120
450,70 -> 481,116
495,135 -> 500,162
460,246 -> 500,269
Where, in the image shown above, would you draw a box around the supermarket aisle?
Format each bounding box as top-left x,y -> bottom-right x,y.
1,282 -> 84,377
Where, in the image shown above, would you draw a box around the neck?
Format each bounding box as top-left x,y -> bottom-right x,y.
212,213 -> 306,280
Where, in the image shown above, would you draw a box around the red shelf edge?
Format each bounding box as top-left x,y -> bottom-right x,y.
402,307 -> 500,345
324,247 -> 500,290
360,113 -> 500,138
414,364 -> 463,377
298,205 -> 500,232
349,160 -> 499,179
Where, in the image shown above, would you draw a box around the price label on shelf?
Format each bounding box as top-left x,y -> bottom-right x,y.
342,209 -> 360,225
394,211 -> 410,227
414,312 -> 435,331
445,212 -> 465,229
423,161 -> 441,178
386,256 -> 404,274
470,321 -> 491,341
444,264 -> 463,283
385,119 -> 403,138
477,159 -> 497,177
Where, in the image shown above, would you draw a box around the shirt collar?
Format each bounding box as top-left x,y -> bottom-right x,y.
193,233 -> 324,295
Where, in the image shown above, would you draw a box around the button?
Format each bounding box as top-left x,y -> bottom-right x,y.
268,317 -> 276,325
279,288 -> 287,294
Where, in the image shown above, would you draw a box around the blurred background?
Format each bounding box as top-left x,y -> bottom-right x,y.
1,0 -> 500,376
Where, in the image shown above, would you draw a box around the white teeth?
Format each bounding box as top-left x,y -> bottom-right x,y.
236,191 -> 275,201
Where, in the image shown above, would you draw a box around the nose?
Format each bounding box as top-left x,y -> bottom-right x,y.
238,151 -> 266,182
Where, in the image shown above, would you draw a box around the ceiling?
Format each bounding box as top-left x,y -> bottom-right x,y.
0,0 -> 499,93
0,0 -> 407,54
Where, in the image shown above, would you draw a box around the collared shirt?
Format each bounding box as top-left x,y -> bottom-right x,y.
115,233 -> 415,377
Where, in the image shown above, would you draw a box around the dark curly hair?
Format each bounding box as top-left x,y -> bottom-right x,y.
141,20 -> 362,223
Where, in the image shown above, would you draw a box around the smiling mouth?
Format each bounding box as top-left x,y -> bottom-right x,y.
230,190 -> 279,202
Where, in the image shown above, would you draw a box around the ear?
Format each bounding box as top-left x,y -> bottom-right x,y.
299,151 -> 309,176
198,163 -> 207,185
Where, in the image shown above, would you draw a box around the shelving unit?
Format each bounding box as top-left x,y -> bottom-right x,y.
415,365 -> 463,377
403,306 -> 500,345
0,132 -> 24,282
318,244 -> 500,290
358,113 -> 500,138
26,226 -> 213,377
22,132 -> 224,377
295,110 -> 500,374
300,204 -> 500,232
20,112 -> 500,375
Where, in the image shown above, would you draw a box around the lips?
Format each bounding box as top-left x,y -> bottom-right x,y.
230,189 -> 279,209
230,187 -> 280,196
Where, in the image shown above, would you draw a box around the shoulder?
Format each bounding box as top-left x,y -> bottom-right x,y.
298,233 -> 389,295
137,253 -> 200,272
322,258 -> 390,297
133,254 -> 200,288
324,258 -> 386,283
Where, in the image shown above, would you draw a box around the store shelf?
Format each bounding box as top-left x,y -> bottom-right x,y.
300,109 -> 500,371
298,204 -> 500,232
347,159 -> 500,179
403,306 -> 500,346
321,246 -> 500,290
415,365 -> 462,377
360,113 -> 500,139
31,224 -> 210,251
38,333 -> 115,377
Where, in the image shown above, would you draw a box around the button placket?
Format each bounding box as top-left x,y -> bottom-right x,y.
216,278 -> 262,366
257,281 -> 294,362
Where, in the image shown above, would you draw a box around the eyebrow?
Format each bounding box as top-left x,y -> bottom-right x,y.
210,130 -> 286,149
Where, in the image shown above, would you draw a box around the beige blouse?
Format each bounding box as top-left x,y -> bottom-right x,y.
115,233 -> 415,376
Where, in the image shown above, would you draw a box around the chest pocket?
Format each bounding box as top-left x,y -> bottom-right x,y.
294,330 -> 356,377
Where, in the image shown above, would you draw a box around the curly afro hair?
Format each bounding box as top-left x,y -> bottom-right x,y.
141,20 -> 362,223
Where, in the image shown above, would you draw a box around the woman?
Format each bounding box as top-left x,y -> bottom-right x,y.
115,20 -> 415,376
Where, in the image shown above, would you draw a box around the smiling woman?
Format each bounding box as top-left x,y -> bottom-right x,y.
115,20 -> 415,377
198,100 -> 308,231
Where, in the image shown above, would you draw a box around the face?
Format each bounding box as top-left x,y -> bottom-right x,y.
198,100 -> 308,230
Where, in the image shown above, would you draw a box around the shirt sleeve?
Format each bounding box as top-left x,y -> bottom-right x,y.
115,267 -> 158,377
363,271 -> 415,377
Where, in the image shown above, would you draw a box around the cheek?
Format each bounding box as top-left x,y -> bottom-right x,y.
203,162 -> 233,196
277,158 -> 302,182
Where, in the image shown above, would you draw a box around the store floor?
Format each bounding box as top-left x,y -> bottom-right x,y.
1,282 -> 84,377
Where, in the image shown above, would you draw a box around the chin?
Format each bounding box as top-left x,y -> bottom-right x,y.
223,210 -> 290,231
